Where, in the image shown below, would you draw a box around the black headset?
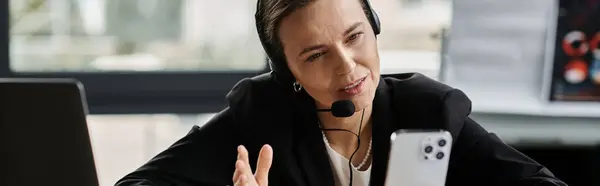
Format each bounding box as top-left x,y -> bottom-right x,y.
255,0 -> 381,85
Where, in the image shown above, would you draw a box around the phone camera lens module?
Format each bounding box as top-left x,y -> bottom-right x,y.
436,152 -> 445,160
424,146 -> 433,153
438,139 -> 447,147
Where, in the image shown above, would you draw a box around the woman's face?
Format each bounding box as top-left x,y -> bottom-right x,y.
278,0 -> 380,111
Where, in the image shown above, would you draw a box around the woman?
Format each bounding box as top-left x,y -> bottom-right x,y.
116,0 -> 567,185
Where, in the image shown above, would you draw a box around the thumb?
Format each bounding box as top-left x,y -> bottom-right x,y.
254,144 -> 273,186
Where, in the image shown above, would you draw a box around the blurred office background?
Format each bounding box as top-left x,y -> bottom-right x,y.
2,0 -> 599,186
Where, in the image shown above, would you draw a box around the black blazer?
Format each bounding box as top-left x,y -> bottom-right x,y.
115,73 -> 567,186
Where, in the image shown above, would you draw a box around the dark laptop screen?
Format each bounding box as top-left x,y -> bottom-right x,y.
0,79 -> 99,186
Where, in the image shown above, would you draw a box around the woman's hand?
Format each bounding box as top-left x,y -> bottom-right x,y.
232,145 -> 273,186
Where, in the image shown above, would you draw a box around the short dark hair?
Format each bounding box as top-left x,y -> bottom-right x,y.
255,0 -> 373,63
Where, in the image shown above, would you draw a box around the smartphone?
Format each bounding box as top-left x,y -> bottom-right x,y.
384,129 -> 453,186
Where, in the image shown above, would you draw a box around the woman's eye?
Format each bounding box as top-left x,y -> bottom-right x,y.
306,52 -> 324,62
346,32 -> 363,43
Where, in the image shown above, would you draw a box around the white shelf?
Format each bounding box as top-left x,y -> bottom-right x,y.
474,114 -> 600,146
463,89 -> 600,118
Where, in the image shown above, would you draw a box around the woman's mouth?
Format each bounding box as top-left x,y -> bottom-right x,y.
340,76 -> 367,95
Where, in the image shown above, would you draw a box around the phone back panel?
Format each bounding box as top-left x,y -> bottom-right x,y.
385,130 -> 452,186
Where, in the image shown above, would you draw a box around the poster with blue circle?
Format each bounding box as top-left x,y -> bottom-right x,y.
549,0 -> 600,101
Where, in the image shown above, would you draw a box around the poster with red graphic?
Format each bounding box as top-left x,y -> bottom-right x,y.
548,0 -> 600,101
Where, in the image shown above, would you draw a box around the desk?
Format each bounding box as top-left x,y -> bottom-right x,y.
473,113 -> 600,146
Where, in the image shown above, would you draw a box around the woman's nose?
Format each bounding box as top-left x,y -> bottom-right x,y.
334,50 -> 356,75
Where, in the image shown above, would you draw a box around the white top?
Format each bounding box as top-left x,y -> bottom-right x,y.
322,139 -> 371,186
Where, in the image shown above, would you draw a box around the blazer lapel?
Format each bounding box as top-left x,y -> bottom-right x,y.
266,114 -> 306,186
294,124 -> 335,186
251,88 -> 325,186
291,93 -> 335,186
369,77 -> 397,186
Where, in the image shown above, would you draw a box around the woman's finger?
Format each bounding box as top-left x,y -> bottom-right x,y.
235,174 -> 247,186
238,145 -> 250,165
238,146 -> 255,183
254,145 -> 273,186
232,160 -> 244,183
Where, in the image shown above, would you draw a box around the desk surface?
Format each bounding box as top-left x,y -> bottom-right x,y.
472,113 -> 600,146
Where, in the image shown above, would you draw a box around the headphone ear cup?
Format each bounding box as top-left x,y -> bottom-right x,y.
370,9 -> 381,35
362,0 -> 381,35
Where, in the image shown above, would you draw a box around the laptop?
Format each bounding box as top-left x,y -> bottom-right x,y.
0,78 -> 99,186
